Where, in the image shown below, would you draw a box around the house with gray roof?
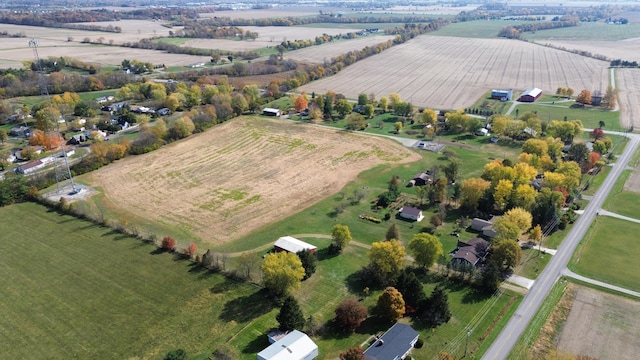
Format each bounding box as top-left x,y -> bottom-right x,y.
364,323 -> 419,360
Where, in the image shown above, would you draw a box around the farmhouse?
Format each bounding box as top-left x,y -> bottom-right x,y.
188,62 -> 205,68
262,108 -> 282,117
9,126 -> 30,137
364,323 -> 419,360
257,330 -> 318,360
15,160 -> 44,174
274,236 -> 317,254
518,88 -> 542,102
451,238 -> 490,267
398,206 -> 424,222
491,89 -> 513,101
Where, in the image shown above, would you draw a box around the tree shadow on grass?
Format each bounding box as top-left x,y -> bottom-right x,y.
461,287 -> 493,304
149,248 -> 165,255
242,333 -> 270,355
354,317 -> 390,336
316,247 -> 339,261
219,288 -> 274,324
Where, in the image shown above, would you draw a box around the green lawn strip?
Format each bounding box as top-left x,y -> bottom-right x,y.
431,20 -> 538,38
521,21 -> 640,42
507,278 -> 568,359
515,248 -> 552,280
563,277 -> 640,301
298,22 -> 407,30
513,103 -> 622,131
605,189 -> 640,219
541,220 -> 575,249
570,216 -> 640,292
602,169 -> 631,210
0,202 -> 265,359
152,37 -> 191,45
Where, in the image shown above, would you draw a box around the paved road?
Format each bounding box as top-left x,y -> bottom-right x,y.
482,132 -> 640,360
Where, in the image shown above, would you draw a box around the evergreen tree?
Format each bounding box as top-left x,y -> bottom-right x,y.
479,260 -> 501,294
395,270 -> 426,308
296,249 -> 317,280
385,223 -> 401,241
419,286 -> 451,325
276,296 -> 305,332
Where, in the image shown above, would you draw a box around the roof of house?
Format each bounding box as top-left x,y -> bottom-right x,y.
471,218 -> 493,231
400,206 -> 422,216
263,107 -> 281,113
274,236 -> 317,253
19,160 -> 44,170
413,172 -> 431,181
364,323 -> 419,360
452,247 -> 480,265
257,330 -> 317,360
521,88 -> 542,97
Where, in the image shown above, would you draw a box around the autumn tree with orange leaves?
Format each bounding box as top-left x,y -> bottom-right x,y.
294,94 -> 308,113
29,129 -> 63,150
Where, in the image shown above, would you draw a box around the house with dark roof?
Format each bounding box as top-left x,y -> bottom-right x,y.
451,238 -> 490,267
407,172 -> 432,187
364,323 -> 419,360
398,206 -> 424,222
15,159 -> 44,174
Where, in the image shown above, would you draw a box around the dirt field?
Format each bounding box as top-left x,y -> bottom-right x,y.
302,35 -> 609,109
285,35 -> 395,63
88,117 -> 419,244
0,21 -> 195,68
539,39 -> 640,65
555,285 -> 640,359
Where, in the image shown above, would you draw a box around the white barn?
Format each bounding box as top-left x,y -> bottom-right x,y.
257,330 -> 318,360
274,236 -> 317,254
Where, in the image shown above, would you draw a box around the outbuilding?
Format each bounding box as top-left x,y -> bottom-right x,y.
398,206 -> 424,222
262,108 -> 282,117
274,236 -> 317,254
491,89 -> 513,101
257,330 -> 318,360
518,88 -> 542,102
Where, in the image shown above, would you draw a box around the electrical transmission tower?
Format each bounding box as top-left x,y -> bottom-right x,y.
29,38 -> 78,194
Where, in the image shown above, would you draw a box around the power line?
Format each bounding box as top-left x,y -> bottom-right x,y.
29,38 -> 78,194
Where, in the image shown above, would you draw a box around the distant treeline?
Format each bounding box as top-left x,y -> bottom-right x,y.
498,18 -> 579,39
176,14 -> 439,28
610,59 -> 639,68
171,25 -> 258,40
458,3 -> 630,22
121,38 -> 261,61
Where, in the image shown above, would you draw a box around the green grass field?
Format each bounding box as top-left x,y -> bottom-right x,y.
522,21 -> 640,42
431,20 -> 539,38
603,171 -> 640,219
516,248 -> 552,279
512,103 -> 622,131
570,216 -> 640,291
0,202 -> 265,359
0,202 -> 521,359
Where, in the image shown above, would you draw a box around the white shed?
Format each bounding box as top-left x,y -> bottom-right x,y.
274,236 -> 317,254
257,330 -> 318,360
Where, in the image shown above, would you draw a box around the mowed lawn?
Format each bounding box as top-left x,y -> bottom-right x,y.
513,103 -> 623,131
571,216 -> 640,291
0,202 -> 268,359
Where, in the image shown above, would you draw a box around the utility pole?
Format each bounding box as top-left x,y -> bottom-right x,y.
464,327 -> 472,358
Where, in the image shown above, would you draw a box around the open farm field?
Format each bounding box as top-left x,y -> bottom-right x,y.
86,117 -> 419,245
285,35 -> 395,63
556,285 -> 640,360
431,20 -> 536,38
0,40 -> 211,69
303,35 -> 608,110
534,39 -> 640,64
522,22 -> 640,42
0,202 -> 262,359
615,68 -> 640,130
571,216 -> 640,291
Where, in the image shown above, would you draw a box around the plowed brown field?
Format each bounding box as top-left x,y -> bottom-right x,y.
88,117 -> 419,244
302,35 -> 609,109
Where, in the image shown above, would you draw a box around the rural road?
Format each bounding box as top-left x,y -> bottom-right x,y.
482,131 -> 640,360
